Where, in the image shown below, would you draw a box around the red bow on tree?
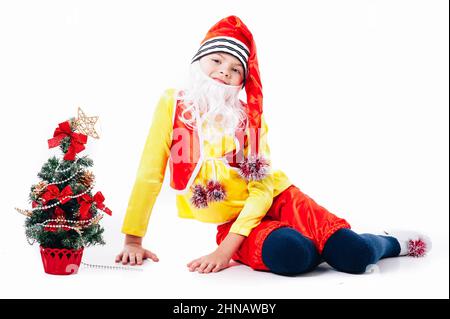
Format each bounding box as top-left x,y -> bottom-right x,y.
41,185 -> 73,205
48,121 -> 88,161
78,191 -> 112,220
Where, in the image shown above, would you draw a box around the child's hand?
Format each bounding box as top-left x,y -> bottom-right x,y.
187,249 -> 231,274
115,243 -> 159,266
115,234 -> 159,266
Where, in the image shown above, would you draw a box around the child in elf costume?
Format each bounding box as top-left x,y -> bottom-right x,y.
115,16 -> 431,275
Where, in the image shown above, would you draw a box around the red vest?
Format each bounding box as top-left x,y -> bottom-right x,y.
169,92 -> 248,193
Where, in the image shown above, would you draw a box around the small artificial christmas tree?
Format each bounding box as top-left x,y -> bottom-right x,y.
15,108 -> 111,275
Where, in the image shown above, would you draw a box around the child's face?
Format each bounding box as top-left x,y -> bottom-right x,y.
199,52 -> 244,86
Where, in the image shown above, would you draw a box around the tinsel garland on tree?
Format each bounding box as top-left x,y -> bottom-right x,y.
25,155 -> 105,249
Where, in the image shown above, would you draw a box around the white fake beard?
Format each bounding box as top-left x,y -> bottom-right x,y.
181,61 -> 247,143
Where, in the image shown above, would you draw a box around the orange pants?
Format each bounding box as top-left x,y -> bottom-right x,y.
216,184 -> 351,271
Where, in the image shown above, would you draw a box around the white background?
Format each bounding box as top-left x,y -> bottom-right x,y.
0,0 -> 448,299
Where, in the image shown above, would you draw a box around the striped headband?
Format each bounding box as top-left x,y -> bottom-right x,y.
191,36 -> 250,85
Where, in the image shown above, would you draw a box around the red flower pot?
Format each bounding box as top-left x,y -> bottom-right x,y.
40,246 -> 84,275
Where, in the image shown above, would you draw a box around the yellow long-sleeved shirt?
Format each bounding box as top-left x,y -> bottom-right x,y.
121,88 -> 292,237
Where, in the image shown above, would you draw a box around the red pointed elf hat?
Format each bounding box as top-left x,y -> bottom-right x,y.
191,16 -> 269,181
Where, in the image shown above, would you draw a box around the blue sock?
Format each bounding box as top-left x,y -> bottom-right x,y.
261,227 -> 320,276
322,228 -> 401,274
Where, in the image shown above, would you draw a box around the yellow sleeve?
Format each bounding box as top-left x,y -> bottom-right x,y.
229,114 -> 274,237
121,88 -> 175,237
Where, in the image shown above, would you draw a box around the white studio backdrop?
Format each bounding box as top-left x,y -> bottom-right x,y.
0,0 -> 448,298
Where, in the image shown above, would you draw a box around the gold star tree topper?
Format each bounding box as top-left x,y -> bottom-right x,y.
73,107 -> 100,139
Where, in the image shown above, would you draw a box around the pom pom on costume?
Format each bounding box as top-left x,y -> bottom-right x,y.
206,180 -> 227,202
408,239 -> 428,257
383,229 -> 432,257
190,184 -> 209,209
238,154 -> 270,181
